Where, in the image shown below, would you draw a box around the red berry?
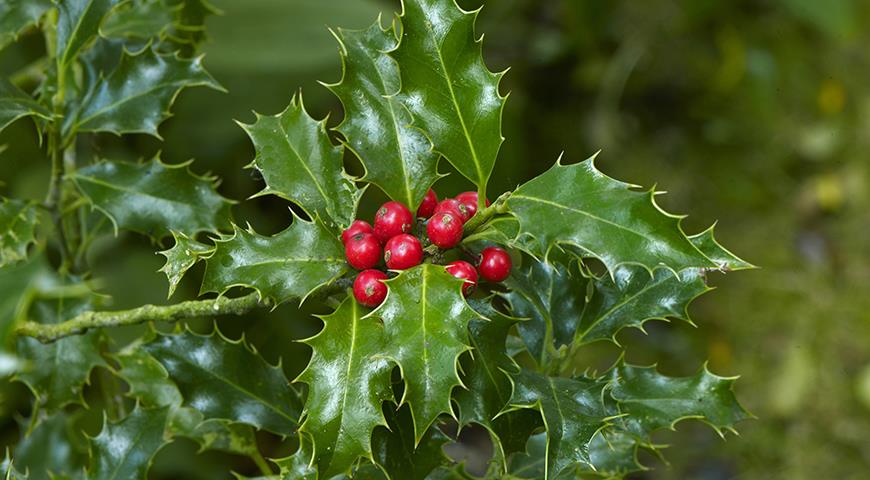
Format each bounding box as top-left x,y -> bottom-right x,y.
384,234 -> 423,270
416,188 -> 438,218
434,199 -> 470,223
353,269 -> 389,307
446,260 -> 478,297
374,201 -> 414,243
455,191 -> 489,218
478,246 -> 512,282
345,233 -> 381,270
426,212 -> 463,249
341,220 -> 373,245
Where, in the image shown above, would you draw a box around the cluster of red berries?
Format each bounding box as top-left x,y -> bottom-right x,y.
342,189 -> 513,308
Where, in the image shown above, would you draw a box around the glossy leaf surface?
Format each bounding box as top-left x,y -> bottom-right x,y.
88,406 -> 170,480
158,231 -> 213,298
392,0 -> 505,195
0,197 -> 38,267
201,217 -> 347,304
0,78 -> 51,133
329,22 -> 440,210
56,0 -> 122,77
0,0 -> 52,49
689,225 -> 755,271
71,158 -> 233,239
371,405 -> 449,480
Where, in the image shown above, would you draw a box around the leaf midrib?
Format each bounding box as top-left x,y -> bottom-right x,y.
271,114 -> 333,216
576,277 -> 666,343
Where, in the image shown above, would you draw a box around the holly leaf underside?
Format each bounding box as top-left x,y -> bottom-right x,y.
201,216 -> 347,304
241,95 -> 360,229
329,22 -> 440,210
0,78 -> 51,133
71,158 -> 233,239
0,0 -> 52,49
143,329 -> 302,435
506,158 -> 716,273
88,406 -> 170,480
393,0 -> 504,194
158,231 -> 213,298
0,197 -> 39,268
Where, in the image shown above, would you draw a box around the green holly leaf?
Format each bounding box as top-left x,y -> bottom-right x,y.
0,451 -> 28,480
507,433 -> 576,480
64,46 -> 222,137
0,256 -> 51,349
506,157 -> 717,273
269,438 -> 317,480
158,231 -> 213,298
373,264 -> 479,442
371,404 -> 450,480
0,78 -> 51,134
70,157 -> 234,239
327,21 -> 440,210
296,296 -> 393,477
392,0 -> 505,198
239,94 -> 362,229
607,363 -> 750,437
87,406 -> 171,480
574,265 -> 711,346
424,465 -> 476,480
15,297 -> 106,411
689,224 -> 755,271
0,197 -> 39,268
506,369 -> 609,479
0,0 -> 52,50
164,0 -> 220,50
201,216 -> 347,305
13,413 -> 86,480
143,328 -> 303,435
100,0 -> 176,39
581,431 -> 647,478
56,0 -> 123,79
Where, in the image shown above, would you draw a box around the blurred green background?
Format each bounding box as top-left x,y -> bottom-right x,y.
2,0 -> 869,478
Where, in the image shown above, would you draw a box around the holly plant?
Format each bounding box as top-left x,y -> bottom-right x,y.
0,0 -> 753,479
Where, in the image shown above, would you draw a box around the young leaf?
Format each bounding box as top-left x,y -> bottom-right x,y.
506,157 -> 717,273
506,369 -> 609,479
0,197 -> 39,268
372,264 -> 480,442
64,47 -> 222,138
70,157 -> 234,239
608,363 -> 750,437
392,0 -> 505,198
13,413 -> 86,480
88,406 -> 171,480
239,95 -> 362,229
201,216 -> 347,305
0,78 -> 51,134
56,0 -> 123,79
144,328 -> 303,435
158,231 -> 214,298
370,404 -> 450,480
327,21 -> 440,210
295,297 -> 393,477
0,0 -> 52,50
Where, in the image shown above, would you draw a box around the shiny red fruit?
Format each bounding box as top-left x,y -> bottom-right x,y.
416,188 -> 439,218
374,201 -> 414,243
455,191 -> 489,218
434,198 -> 470,223
353,269 -> 389,307
446,260 -> 478,297
384,234 -> 423,270
478,246 -> 512,282
345,233 -> 381,270
341,220 -> 373,245
426,212 -> 463,249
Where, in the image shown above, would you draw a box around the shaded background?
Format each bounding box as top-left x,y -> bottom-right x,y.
1,0 -> 869,478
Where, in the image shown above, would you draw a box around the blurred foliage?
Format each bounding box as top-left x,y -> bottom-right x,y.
1,0 -> 868,478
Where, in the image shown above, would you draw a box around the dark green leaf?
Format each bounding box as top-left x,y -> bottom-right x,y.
240,94 -> 362,229
65,47 -> 222,137
296,297 -> 393,477
0,256 -> 51,351
88,406 -> 170,480
100,0 -> 175,39
269,438 -> 317,480
581,431 -> 647,478
506,157 -> 717,273
71,157 -> 234,239
507,369 -> 609,479
392,0 -> 505,196
144,328 -> 303,435
371,404 -> 449,480
0,197 -> 38,267
201,216 -> 347,305
56,0 -> 123,77
0,452 -> 28,480
424,465 -> 476,480
328,22 -> 440,210
0,0 -> 52,50
13,413 -> 86,480
689,224 -> 755,271
507,433 -> 575,480
373,264 -> 480,442
158,231 -> 213,298
0,78 -> 51,134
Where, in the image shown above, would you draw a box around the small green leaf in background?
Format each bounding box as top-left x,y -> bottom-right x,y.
71,157 -> 234,239
0,197 -> 38,268
201,216 -> 347,304
144,328 -> 303,435
56,0 -> 123,78
328,21 -> 441,210
296,297 -> 393,477
0,78 -> 52,134
88,406 -> 171,480
240,94 -> 362,229
371,405 -> 449,480
158,231 -> 214,298
13,413 -> 87,480
506,157 -> 717,273
373,264 -> 480,442
392,0 -> 505,199
0,0 -> 53,50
